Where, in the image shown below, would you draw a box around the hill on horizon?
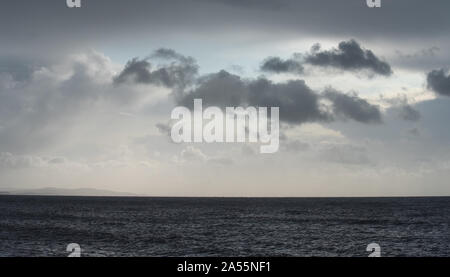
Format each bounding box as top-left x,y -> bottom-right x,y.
8,187 -> 138,197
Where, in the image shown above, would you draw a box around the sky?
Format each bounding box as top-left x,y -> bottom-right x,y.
1,0 -> 450,196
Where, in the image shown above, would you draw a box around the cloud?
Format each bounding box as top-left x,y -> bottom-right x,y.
155,122 -> 172,136
114,49 -> 198,88
397,47 -> 440,60
259,40 -> 392,77
281,140 -> 310,152
398,105 -> 421,122
177,146 -> 234,166
2,0 -> 449,60
0,152 -> 86,170
177,70 -> 247,108
151,48 -> 195,64
427,69 -> 450,96
381,95 -> 421,122
114,58 -> 155,84
177,70 -> 331,124
0,47 -> 387,162
180,146 -> 208,162
248,78 -> 331,124
177,69 -> 386,126
0,51 -> 120,152
392,47 -> 447,72
323,89 -> 382,124
0,50 -> 173,154
0,152 -> 46,169
304,40 -> 393,76
260,56 -> 303,74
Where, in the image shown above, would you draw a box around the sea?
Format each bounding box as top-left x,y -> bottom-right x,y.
0,196 -> 449,257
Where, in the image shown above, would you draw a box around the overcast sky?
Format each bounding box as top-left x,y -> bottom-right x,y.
1,0 -> 450,196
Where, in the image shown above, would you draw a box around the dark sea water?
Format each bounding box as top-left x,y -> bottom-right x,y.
0,196 -> 449,257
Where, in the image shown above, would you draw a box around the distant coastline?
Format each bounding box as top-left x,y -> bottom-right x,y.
3,187 -> 137,197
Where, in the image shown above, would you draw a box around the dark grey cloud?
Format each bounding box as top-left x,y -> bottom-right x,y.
178,69 -> 384,125
304,40 -> 392,76
324,89 -> 382,124
151,48 -> 197,65
114,49 -> 198,88
177,70 -> 247,108
155,123 -> 172,136
114,59 -> 154,84
247,78 -> 330,124
427,69 -> 450,96
260,57 -> 303,74
178,70 -> 330,124
260,40 -> 392,76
